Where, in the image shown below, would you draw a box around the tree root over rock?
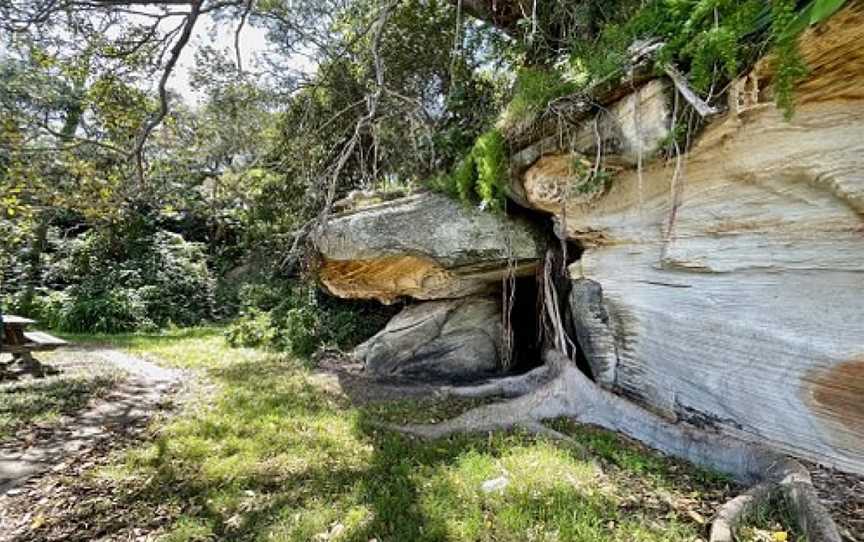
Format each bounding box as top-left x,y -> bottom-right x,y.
388,350 -> 842,542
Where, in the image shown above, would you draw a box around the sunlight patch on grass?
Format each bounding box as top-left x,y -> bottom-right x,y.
0,373 -> 118,440
59,326 -> 266,370
417,444 -> 613,540
55,329 -> 733,542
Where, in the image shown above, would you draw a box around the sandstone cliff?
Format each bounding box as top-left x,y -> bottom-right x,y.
516,5 -> 864,474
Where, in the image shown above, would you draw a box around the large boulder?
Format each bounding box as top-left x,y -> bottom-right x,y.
317,192 -> 545,303
518,6 -> 864,474
354,296 -> 502,381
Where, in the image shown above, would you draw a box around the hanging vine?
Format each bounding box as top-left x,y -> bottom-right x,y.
500,222 -> 516,371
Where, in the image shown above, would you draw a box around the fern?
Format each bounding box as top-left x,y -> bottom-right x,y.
473,129 -> 508,211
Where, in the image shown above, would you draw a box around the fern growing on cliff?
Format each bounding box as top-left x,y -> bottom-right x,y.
429,128 -> 508,212
473,129 -> 508,211
521,0 -> 849,122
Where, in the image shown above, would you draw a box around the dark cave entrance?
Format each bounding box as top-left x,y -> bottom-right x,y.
506,273 -> 543,374
502,229 -> 593,380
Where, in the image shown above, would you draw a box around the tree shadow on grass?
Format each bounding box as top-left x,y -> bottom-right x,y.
121,359 -> 619,541
121,360 -> 494,541
8,353 -> 704,542
0,374 -> 116,440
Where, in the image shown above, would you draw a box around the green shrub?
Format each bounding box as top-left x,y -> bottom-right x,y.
453,154 -> 477,204
425,172 -> 459,198
559,0 -> 837,118
472,129 -> 508,211
225,282 -> 396,359
440,128 -> 509,212
275,306 -> 320,358
224,308 -> 277,349
55,286 -> 153,334
498,68 -> 577,134
9,228 -> 215,333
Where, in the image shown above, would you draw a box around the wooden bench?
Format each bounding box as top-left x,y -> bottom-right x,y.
1,315 -> 68,378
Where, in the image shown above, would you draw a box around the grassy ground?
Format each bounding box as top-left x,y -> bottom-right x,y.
6,328 -> 772,541
0,351 -> 120,441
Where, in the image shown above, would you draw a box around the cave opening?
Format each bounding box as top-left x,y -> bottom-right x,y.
505,273 -> 543,374
502,233 -> 593,381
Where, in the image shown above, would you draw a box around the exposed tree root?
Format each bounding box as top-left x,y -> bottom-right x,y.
390,350 -> 842,542
710,483 -> 775,542
440,365 -> 552,399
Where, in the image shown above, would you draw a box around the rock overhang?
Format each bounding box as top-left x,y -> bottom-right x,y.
316,191 -> 547,303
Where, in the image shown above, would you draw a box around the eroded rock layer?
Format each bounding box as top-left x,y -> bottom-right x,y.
518,5 -> 864,474
317,192 -> 545,303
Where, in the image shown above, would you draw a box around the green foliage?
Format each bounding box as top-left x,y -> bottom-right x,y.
453,154 -> 477,205
472,129 -> 508,211
224,282 -> 394,359
499,68 -> 577,134
221,308 -> 278,350
559,0 -> 767,95
41,287 -> 152,334
430,128 -> 509,212
493,0 -> 808,129
545,0 -> 848,121
426,171 -> 460,199
7,228 -> 215,333
772,0 -> 812,119
809,0 -> 848,22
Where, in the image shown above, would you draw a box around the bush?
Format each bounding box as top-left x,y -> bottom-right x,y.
429,128 -> 508,212
53,287 -> 153,334
223,308 -> 277,349
225,282 -> 396,359
453,154 -> 477,204
473,129 -> 508,211
8,228 -> 215,333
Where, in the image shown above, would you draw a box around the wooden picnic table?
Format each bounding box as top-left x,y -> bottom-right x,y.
1,315 -> 67,378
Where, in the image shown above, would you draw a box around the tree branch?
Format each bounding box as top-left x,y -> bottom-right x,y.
234,0 -> 254,74
132,0 -> 202,186
663,64 -> 721,118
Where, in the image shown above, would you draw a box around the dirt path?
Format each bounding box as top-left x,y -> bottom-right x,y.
0,349 -> 182,495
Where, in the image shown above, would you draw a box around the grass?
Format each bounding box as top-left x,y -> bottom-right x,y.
736,491 -> 807,542
57,326 -> 262,370
22,327 -> 738,541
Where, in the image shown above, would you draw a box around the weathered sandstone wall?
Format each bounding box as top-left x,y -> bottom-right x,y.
519,5 -> 864,473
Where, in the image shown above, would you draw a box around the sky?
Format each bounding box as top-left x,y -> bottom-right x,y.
170,13 -> 271,104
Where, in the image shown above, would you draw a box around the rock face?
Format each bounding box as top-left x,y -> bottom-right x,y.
317,192 -> 545,303
517,6 -> 864,474
354,296 -> 502,380
509,79 -> 671,211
